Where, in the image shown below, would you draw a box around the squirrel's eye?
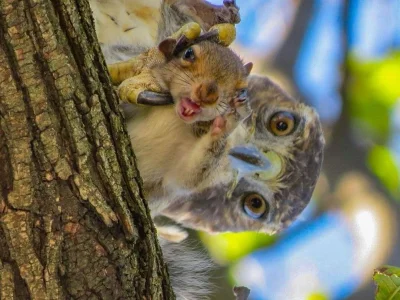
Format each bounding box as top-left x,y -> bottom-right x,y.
183,47 -> 195,61
236,89 -> 248,103
243,194 -> 268,219
268,111 -> 296,136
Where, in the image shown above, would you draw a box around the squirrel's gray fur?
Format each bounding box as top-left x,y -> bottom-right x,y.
89,1 -> 217,298
157,2 -> 193,42
159,238 -> 215,299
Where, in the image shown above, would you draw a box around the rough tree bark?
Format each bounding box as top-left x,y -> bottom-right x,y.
0,0 -> 174,299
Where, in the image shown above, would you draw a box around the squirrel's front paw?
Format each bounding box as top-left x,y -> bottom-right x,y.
211,115 -> 238,141
212,100 -> 249,141
211,116 -> 226,141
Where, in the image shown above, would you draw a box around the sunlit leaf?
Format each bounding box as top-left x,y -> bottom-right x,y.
347,52 -> 400,142
199,231 -> 276,264
367,146 -> 400,197
307,293 -> 329,300
373,265 -> 400,300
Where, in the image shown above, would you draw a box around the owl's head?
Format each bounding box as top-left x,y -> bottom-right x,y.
161,75 -> 325,234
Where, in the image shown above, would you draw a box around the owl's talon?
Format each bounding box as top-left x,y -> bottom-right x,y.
208,23 -> 236,46
117,76 -> 167,105
108,61 -> 137,85
137,91 -> 174,106
182,22 -> 202,39
171,22 -> 201,40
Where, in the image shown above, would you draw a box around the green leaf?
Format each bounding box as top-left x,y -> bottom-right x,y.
199,231 -> 276,264
367,146 -> 400,197
346,51 -> 400,143
306,293 -> 329,300
374,265 -> 400,300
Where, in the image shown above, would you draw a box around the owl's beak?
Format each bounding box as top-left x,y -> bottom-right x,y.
228,144 -> 271,175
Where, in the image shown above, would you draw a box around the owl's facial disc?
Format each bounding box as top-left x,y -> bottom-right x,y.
161,75 -> 324,234
160,177 -> 279,234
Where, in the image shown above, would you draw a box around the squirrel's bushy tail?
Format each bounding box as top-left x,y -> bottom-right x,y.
160,238 -> 215,300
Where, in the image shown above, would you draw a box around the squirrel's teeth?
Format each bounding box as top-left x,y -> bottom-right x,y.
188,109 -> 193,115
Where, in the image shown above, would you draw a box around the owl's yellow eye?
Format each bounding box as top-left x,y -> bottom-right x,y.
268,111 -> 295,136
243,194 -> 268,219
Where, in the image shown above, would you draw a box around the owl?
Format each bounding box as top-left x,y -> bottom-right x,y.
160,75 -> 325,234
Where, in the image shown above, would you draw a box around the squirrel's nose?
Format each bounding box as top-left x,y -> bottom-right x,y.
194,81 -> 219,105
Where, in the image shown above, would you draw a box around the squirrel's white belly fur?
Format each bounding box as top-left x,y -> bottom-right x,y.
127,105 -> 235,214
89,1 -> 219,299
89,0 -> 161,48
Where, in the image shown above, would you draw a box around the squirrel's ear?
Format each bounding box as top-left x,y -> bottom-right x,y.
244,62 -> 253,76
158,38 -> 177,60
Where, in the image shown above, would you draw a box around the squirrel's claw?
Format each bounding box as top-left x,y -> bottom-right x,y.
137,91 -> 174,106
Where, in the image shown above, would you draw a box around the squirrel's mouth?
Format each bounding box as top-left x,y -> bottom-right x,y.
178,97 -> 202,122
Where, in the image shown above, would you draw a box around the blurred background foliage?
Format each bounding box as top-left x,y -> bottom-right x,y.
191,0 -> 400,299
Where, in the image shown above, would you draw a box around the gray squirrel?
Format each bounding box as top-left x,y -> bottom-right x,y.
89,0 -> 324,298
90,1 -> 253,298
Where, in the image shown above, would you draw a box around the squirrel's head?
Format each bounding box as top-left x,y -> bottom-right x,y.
157,38 -> 253,123
161,75 -> 325,234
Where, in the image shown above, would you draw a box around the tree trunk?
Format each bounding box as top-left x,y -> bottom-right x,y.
0,0 -> 174,299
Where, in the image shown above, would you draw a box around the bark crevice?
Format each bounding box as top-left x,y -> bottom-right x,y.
0,0 -> 174,298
